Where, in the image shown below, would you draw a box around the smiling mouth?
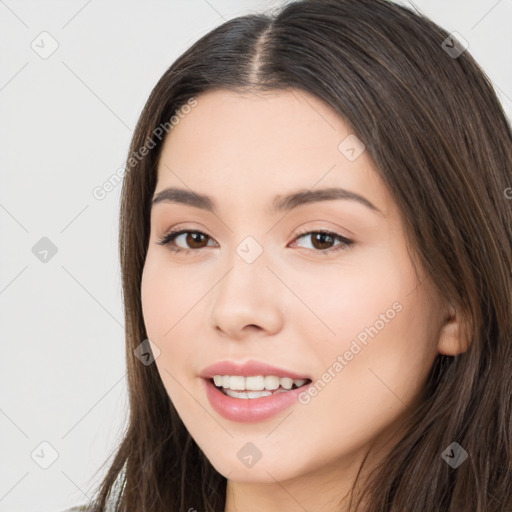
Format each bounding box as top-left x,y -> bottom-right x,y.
209,376 -> 312,399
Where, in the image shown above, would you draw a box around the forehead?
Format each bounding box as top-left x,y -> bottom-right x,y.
161,88 -> 349,161
155,88 -> 391,218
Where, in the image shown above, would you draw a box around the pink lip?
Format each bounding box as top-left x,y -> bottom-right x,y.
202,378 -> 312,423
199,359 -> 310,380
200,359 -> 312,423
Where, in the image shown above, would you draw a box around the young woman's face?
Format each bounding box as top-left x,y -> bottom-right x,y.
141,89 -> 454,494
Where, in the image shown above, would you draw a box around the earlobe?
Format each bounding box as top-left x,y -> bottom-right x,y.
436,301 -> 471,356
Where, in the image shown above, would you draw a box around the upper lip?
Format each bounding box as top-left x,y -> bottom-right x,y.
200,359 -> 311,380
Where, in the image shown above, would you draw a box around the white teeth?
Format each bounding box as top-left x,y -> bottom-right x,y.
225,389 -> 272,399
245,376 -> 265,390
212,375 -> 308,392
230,376 -> 245,390
264,375 -> 280,390
280,377 -> 293,390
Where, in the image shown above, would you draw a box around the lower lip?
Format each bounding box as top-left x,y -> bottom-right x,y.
203,378 -> 310,423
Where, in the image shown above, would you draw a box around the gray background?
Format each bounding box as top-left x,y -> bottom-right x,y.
1,1 -> 511,511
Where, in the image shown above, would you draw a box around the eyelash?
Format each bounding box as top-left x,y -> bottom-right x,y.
156,228 -> 354,255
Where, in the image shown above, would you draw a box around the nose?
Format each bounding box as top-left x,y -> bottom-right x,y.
208,247 -> 285,340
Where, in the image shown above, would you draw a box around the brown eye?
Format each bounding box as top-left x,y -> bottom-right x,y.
292,230 -> 354,254
157,229 -> 216,252
184,232 -> 209,249
310,232 -> 335,250
157,228 -> 354,255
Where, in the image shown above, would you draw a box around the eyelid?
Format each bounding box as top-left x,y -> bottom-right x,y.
291,228 -> 354,254
156,225 -> 355,255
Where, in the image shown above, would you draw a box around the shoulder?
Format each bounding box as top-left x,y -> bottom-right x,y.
57,462 -> 127,512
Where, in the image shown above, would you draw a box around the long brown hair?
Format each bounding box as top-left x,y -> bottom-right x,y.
89,0 -> 512,510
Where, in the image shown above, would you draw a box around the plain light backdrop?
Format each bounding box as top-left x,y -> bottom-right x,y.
1,1 -> 511,511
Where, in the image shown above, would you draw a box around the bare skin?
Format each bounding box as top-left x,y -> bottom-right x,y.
140,89 -> 467,511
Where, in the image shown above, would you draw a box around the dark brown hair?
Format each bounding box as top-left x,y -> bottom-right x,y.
89,0 -> 512,510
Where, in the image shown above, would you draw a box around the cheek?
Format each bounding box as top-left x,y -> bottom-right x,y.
140,254 -> 195,387
290,251 -> 408,346
286,268 -> 437,463
299,249 -> 437,403
141,252 -> 201,340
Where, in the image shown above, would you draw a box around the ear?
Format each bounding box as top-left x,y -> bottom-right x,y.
436,301 -> 471,356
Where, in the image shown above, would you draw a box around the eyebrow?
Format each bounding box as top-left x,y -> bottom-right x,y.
151,186 -> 382,216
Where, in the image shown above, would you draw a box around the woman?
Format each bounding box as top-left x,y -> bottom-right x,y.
64,0 -> 512,510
